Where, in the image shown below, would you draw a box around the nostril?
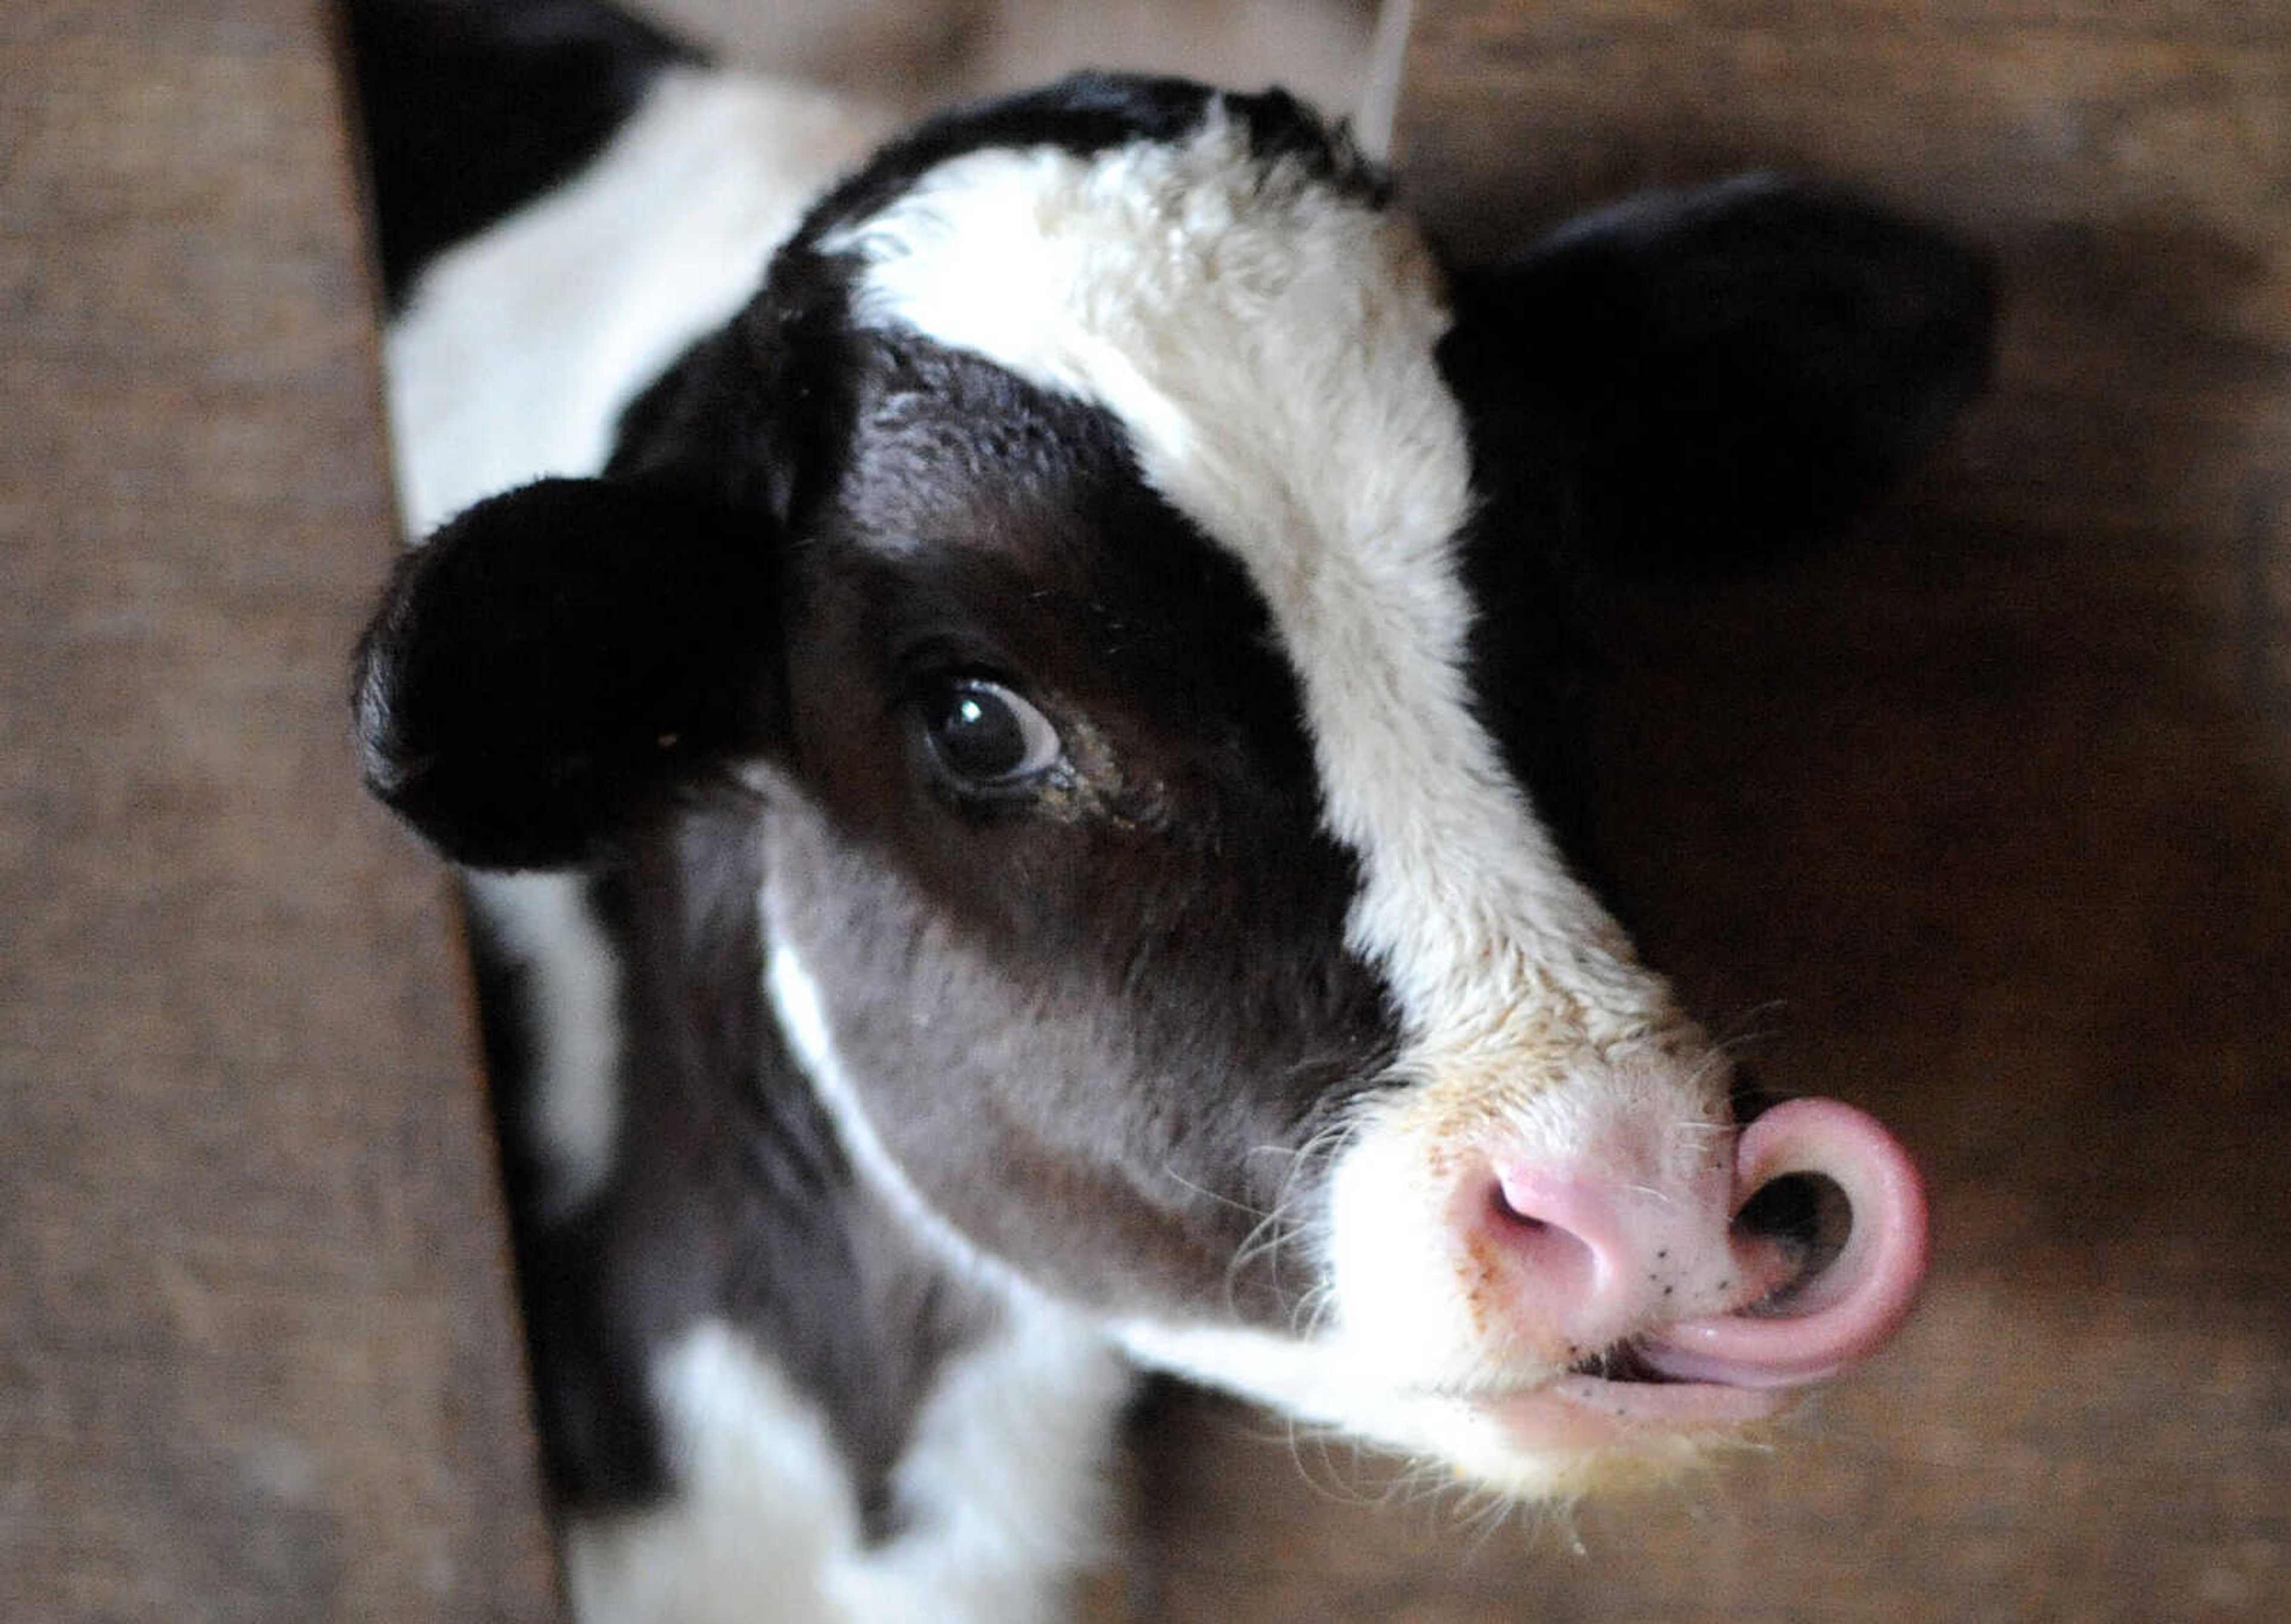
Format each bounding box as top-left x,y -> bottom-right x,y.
1488,1178 -> 1543,1230
1733,1171 -> 1852,1313
1637,1097 -> 1930,1390
1486,1172 -> 1614,1305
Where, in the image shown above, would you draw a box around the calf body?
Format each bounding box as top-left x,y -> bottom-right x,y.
350,2 -> 1990,1617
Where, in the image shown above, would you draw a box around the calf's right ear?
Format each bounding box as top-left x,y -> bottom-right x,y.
1446,174 -> 1997,575
352,477 -> 782,870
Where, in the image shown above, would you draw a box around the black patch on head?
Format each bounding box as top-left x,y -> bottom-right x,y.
764,342 -> 1400,1322
343,0 -> 702,305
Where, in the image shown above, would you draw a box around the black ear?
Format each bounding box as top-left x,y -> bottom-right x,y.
1447,174 -> 1996,573
352,476 -> 780,870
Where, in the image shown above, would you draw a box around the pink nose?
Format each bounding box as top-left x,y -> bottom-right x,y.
1485,1098 -> 1929,1388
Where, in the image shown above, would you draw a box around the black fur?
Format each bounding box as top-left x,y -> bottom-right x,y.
353,477 -> 781,870
1446,174 -> 1996,577
764,342 -> 1400,1316
472,819 -> 993,1530
1438,174 -> 1994,890
345,0 -> 701,305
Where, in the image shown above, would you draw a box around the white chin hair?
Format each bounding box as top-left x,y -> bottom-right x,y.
1107,1314 -> 1745,1505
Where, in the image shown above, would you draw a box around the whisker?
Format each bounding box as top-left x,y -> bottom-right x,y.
1159,1162 -> 1271,1222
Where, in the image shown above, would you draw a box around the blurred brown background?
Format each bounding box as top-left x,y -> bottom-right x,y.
4,0 -> 2284,1619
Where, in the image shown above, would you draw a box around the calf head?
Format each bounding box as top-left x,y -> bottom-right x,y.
356,78 -> 1988,1498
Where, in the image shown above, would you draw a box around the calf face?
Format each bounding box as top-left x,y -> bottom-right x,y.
356,76 -> 1987,1500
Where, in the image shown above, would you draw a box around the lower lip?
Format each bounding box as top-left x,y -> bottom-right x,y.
1478,1375 -> 1788,1450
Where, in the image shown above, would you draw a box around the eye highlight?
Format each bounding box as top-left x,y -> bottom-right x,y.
921,678 -> 1063,792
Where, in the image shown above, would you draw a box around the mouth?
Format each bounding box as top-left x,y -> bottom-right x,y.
1470,1163 -> 1884,1450
1464,1341 -> 1789,1453
1457,1368 -> 1781,1460
1564,1339 -> 1706,1385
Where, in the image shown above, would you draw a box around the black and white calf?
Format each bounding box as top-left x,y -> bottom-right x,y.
349,1 -> 1990,1616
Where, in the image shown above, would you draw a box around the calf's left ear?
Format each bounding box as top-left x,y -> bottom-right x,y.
1446,173 -> 1997,573
353,476 -> 781,870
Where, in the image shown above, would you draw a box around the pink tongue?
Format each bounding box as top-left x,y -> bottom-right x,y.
1641,1098 -> 1930,1390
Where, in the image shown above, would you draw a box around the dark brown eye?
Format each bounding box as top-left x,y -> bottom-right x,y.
922,678 -> 1061,790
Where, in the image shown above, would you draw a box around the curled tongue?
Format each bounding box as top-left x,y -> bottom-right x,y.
1641,1098 -> 1931,1390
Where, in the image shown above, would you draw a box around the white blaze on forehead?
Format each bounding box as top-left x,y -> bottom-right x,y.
825,109 -> 1675,1066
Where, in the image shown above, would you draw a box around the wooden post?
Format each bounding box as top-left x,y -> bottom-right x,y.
1,4 -> 561,1616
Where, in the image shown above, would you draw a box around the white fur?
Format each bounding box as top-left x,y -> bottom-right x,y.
566,1322 -> 856,1624
463,869 -> 623,1218
566,1311 -> 1128,1624
830,1304 -> 1131,1622
1109,1315 -> 1595,1498
826,108 -> 1720,1427
387,69 -> 888,535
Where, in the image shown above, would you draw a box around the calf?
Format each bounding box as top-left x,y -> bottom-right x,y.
348,1 -> 1990,1617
